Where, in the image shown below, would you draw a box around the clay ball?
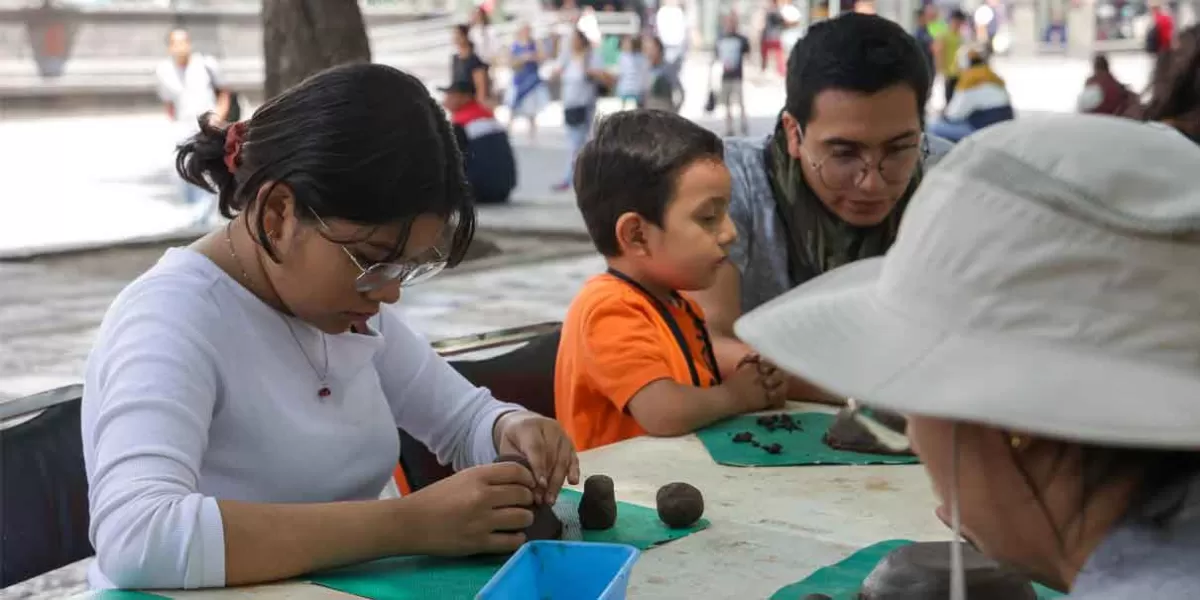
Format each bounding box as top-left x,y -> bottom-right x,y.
578,474 -> 618,530
493,454 -> 563,540
656,482 -> 704,528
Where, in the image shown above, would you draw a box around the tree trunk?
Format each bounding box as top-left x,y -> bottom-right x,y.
262,0 -> 372,99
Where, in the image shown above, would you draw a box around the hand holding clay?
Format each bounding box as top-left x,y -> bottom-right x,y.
493,410 -> 581,504
656,482 -> 704,528
494,455 -> 564,540
400,461 -> 537,556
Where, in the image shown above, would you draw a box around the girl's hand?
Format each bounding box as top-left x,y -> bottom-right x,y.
493,411 -> 581,504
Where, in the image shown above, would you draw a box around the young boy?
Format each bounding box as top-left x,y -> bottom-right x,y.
555,110 -> 786,451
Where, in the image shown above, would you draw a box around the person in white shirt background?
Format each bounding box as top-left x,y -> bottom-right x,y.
654,0 -> 688,73
83,63 -> 579,591
155,28 -> 229,226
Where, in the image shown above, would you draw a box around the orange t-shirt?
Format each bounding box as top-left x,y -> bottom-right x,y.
555,273 -> 720,451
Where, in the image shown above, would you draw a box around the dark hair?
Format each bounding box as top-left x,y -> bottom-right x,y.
784,13 -> 931,130
454,23 -> 475,49
1143,25 -> 1200,126
573,110 -> 724,257
175,63 -> 475,266
949,8 -> 967,21
1092,52 -> 1110,73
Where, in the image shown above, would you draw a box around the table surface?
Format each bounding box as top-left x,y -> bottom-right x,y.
66,402 -> 948,599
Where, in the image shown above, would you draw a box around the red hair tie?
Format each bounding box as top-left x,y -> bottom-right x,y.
223,121 -> 248,174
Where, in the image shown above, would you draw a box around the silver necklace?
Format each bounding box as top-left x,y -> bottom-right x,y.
225,225 -> 332,399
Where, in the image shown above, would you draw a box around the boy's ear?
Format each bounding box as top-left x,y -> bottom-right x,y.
615,212 -> 651,256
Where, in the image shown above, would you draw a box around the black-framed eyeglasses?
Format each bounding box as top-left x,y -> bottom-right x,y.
308,209 -> 448,292
799,131 -> 926,191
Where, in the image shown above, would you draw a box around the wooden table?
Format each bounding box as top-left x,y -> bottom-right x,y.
67,403 -> 947,599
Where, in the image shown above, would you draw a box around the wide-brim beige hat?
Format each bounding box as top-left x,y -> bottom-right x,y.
736,115 -> 1200,449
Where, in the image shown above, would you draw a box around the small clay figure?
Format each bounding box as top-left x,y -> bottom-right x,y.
493,454 -> 563,540
763,442 -> 783,454
859,541 -> 1036,600
578,474 -> 618,530
823,409 -> 914,456
656,482 -> 704,528
732,431 -> 755,443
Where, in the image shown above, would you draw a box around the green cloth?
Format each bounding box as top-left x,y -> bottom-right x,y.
772,539 -> 1066,599
307,489 -> 708,600
696,412 -> 919,467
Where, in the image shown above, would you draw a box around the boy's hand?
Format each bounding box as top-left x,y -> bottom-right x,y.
726,353 -> 786,411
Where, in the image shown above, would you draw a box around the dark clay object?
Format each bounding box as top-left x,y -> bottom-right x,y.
732,431 -> 755,443
656,482 -> 704,528
859,541 -> 1037,600
823,409 -> 914,456
493,454 -> 563,540
803,595 -> 834,600
763,442 -> 783,454
871,409 -> 908,434
578,474 -> 618,530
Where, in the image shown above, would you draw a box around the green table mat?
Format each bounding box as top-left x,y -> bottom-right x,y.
308,488 -> 709,599
697,412 -> 919,467
771,539 -> 1064,599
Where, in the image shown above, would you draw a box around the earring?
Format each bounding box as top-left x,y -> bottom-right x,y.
1009,434 -> 1023,449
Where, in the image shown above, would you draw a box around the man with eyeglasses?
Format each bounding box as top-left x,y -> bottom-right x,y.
692,13 -> 952,402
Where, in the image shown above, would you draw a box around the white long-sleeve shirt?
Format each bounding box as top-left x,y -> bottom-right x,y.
82,248 -> 518,590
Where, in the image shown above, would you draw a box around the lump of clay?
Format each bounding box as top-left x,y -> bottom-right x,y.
493,454 -> 563,540
823,409 -> 913,456
870,408 -> 907,433
656,482 -> 704,528
860,541 -> 1036,600
578,474 -> 617,530
802,595 -> 833,600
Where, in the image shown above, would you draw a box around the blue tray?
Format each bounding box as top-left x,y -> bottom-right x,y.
477,541 -> 640,600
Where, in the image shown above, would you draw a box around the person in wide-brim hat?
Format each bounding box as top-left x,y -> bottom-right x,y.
736,113 -> 1200,597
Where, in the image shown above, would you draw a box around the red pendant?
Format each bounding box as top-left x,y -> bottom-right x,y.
318,386 -> 332,398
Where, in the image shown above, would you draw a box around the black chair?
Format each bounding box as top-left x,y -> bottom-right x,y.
399,325 -> 562,491
0,384 -> 94,587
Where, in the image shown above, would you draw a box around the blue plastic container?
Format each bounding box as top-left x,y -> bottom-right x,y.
477,541 -> 641,600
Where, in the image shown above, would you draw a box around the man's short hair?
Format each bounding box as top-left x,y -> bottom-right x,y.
574,110 -> 724,257
784,13 -> 932,131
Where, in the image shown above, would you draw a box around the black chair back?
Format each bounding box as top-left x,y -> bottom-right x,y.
400,326 -> 561,491
0,385 -> 93,587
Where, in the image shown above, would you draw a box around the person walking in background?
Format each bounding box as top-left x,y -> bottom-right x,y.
759,0 -> 786,76
1146,0 -> 1175,55
550,29 -> 614,192
468,5 -> 495,62
642,35 -> 684,113
929,46 -> 1014,142
655,0 -> 688,74
714,12 -> 750,135
1077,53 -> 1137,116
933,9 -> 966,109
450,24 -> 492,109
504,23 -> 550,142
912,6 -> 936,78
615,35 -> 649,109
156,28 -> 229,226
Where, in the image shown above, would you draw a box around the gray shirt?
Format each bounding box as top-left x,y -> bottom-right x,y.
724,133 -> 953,314
1070,474 -> 1200,598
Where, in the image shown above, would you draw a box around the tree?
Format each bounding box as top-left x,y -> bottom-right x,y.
262,0 -> 372,99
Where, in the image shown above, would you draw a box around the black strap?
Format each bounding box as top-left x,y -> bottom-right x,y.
606,268 -> 722,387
